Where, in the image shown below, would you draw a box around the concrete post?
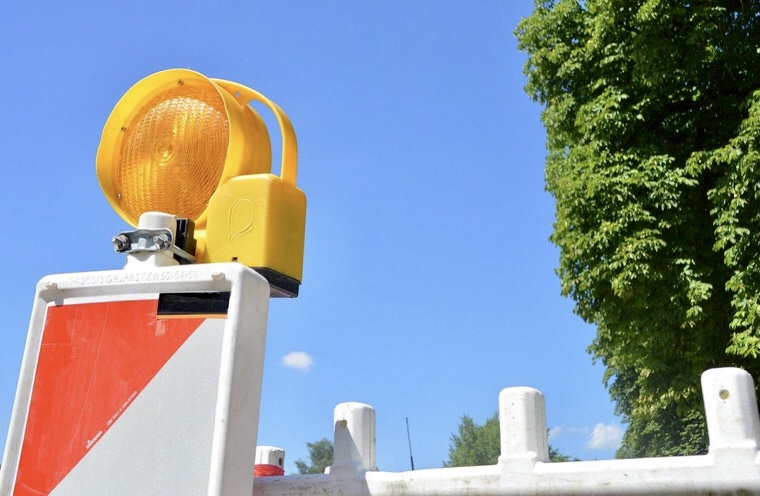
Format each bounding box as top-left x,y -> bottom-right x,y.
498,387 -> 549,465
701,367 -> 760,452
328,402 -> 376,474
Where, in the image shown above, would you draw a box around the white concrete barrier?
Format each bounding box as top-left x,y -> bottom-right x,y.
253,367 -> 760,495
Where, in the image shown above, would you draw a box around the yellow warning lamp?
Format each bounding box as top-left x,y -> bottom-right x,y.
96,69 -> 306,297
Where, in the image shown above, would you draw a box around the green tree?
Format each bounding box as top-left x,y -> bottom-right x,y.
294,438 -> 334,474
515,0 -> 760,457
444,413 -> 575,466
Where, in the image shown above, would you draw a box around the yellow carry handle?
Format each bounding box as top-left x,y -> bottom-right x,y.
213,79 -> 299,185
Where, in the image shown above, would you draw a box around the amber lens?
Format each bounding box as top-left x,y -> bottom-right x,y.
114,81 -> 229,224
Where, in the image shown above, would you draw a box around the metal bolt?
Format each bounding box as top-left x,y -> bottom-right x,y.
112,234 -> 131,252
153,233 -> 170,250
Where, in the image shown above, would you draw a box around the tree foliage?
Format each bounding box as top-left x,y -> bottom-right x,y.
516,0 -> 760,457
294,438 -> 334,474
444,413 -> 575,466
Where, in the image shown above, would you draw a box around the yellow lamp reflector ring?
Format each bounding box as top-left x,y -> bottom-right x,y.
97,69 -> 271,228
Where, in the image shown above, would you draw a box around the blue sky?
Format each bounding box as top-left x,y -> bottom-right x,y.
0,1 -> 623,472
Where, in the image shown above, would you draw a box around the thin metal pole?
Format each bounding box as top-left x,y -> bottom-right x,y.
405,417 -> 415,471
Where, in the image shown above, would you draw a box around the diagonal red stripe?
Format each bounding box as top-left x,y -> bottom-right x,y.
15,299 -> 205,495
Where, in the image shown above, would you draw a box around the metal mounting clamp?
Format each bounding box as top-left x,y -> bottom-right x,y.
112,228 -> 196,264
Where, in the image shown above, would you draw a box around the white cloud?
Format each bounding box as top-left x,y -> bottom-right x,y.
549,425 -> 588,440
282,351 -> 314,372
585,423 -> 624,450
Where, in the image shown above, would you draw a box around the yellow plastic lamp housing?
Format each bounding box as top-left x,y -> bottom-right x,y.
201,173 -> 306,294
96,69 -> 306,297
96,69 -> 271,229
